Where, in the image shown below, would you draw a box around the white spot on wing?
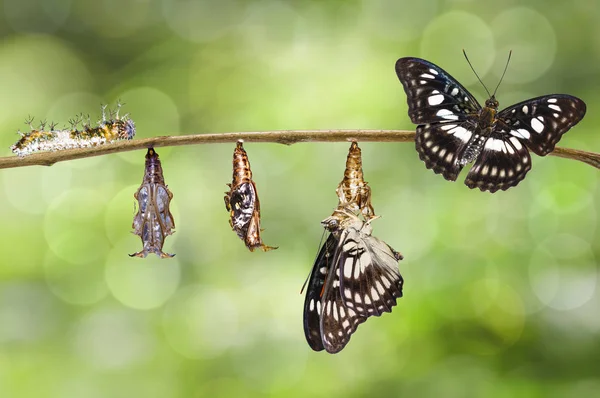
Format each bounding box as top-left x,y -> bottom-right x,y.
429,68 -> 438,75
512,129 -> 530,140
375,281 -> 385,295
447,126 -> 471,143
309,299 -> 314,311
436,109 -> 458,120
371,287 -> 380,301
421,73 -> 435,79
531,117 -> 544,133
485,138 -> 505,152
451,87 -> 459,96
428,94 -> 444,106
522,105 -> 529,114
547,98 -> 557,103
343,264 -> 352,279
549,104 -> 561,112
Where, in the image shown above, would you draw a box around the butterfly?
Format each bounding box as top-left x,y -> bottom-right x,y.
302,210 -> 404,353
395,53 -> 587,192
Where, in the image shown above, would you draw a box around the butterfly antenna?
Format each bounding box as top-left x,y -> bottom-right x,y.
462,49 -> 491,98
492,50 -> 512,97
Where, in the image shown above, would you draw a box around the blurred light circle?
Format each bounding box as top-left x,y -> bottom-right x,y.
0,36 -> 90,126
4,0 -> 72,33
163,284 -> 240,359
105,238 -> 180,310
3,164 -> 72,215
0,283 -> 59,343
162,0 -> 245,43
491,7 -> 556,83
105,184 -> 143,246
43,250 -> 108,306
528,183 -> 596,244
111,87 -> 180,165
466,279 -> 525,355
44,189 -> 111,264
71,309 -> 155,369
529,234 -> 596,311
420,11 -> 495,87
230,338 -> 309,392
361,0 -> 439,42
377,188 -> 439,261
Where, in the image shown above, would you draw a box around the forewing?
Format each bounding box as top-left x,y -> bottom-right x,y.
415,122 -> 473,181
464,133 -> 532,193
303,232 -> 339,352
395,57 -> 481,124
498,94 -> 586,156
338,231 -> 404,318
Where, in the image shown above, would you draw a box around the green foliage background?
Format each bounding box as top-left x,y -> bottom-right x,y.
0,1 -> 599,397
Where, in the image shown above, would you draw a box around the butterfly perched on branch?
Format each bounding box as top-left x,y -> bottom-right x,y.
302,209 -> 404,353
395,52 -> 586,193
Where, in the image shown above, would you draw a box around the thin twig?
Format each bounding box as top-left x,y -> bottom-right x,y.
0,129 -> 598,170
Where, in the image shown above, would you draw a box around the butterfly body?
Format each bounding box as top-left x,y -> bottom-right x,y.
396,57 -> 586,192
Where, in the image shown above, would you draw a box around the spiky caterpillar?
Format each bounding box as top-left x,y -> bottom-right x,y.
10,103 -> 135,157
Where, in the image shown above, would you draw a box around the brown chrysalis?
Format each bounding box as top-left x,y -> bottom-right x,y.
335,141 -> 375,219
224,140 -> 276,252
130,147 -> 175,258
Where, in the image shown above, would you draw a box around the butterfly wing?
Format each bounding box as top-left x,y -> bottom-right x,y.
303,231 -> 340,352
338,230 -> 404,317
498,94 -> 586,156
415,122 -> 475,181
317,224 -> 404,353
464,133 -> 532,193
395,57 -> 481,124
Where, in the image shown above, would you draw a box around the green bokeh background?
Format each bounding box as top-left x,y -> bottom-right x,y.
1,1 -> 599,397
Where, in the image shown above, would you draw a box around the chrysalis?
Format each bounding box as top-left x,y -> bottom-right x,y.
335,141 -> 375,219
224,140 -> 276,252
130,147 -> 175,258
11,103 -> 136,157
303,209 -> 403,353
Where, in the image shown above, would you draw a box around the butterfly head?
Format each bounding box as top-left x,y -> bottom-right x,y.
484,96 -> 499,110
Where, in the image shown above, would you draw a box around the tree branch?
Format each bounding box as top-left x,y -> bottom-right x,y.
0,129 -> 598,170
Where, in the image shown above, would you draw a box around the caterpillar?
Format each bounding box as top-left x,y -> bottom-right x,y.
10,103 -> 135,157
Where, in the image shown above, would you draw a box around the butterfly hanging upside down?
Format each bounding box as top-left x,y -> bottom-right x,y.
395,52 -> 587,193
303,208 -> 404,353
302,142 -> 404,354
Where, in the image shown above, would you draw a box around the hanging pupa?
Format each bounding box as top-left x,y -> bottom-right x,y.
224,140 -> 276,252
130,147 -> 175,258
335,141 -> 375,219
